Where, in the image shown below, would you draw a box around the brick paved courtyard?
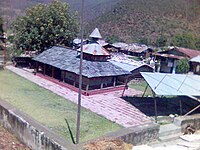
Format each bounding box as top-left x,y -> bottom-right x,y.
6,66 -> 152,127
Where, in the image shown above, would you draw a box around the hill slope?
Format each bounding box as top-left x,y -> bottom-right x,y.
86,0 -> 200,44
0,0 -> 121,30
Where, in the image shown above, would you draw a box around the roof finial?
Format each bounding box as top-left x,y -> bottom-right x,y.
89,28 -> 102,39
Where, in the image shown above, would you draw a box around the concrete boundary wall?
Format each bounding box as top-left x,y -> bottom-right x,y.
105,122 -> 159,145
0,99 -> 76,150
0,98 -> 159,149
174,114 -> 200,132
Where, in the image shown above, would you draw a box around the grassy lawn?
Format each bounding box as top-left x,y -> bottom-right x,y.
0,70 -> 122,143
128,80 -> 153,97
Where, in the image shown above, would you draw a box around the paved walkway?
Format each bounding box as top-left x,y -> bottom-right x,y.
6,66 -> 151,127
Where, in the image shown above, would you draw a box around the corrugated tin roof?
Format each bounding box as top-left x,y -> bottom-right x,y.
190,55 -> 200,63
79,43 -> 110,56
33,46 -> 130,78
109,60 -> 152,72
160,47 -> 200,59
141,72 -> 200,96
175,47 -> 200,58
112,42 -> 128,48
89,28 -> 102,39
155,53 -> 184,59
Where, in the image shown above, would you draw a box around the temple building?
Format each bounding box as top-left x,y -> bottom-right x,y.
33,28 -> 130,95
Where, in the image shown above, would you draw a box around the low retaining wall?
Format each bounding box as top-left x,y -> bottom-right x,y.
104,122 -> 159,145
0,100 -> 76,150
0,98 -> 159,149
174,114 -> 200,132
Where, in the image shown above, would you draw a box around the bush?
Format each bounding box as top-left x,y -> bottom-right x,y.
172,34 -> 197,49
176,58 -> 190,74
156,35 -> 167,47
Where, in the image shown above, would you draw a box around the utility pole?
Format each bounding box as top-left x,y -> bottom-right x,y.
76,0 -> 84,144
3,33 -> 6,65
0,33 -> 6,65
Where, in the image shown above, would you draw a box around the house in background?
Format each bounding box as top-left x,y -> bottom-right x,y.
190,55 -> 200,75
112,43 -> 153,59
109,53 -> 153,79
154,47 -> 200,73
33,28 -> 130,95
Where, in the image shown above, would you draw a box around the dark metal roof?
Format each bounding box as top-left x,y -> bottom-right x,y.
33,46 -> 131,78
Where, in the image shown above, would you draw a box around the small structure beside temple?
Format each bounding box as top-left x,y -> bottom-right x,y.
154,47 -> 200,73
190,55 -> 200,75
33,28 -> 130,95
112,43 -> 153,59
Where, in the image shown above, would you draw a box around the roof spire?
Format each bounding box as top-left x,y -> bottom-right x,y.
89,28 -> 102,39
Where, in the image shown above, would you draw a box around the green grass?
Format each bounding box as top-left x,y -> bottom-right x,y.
128,80 -> 153,97
0,70 -> 122,142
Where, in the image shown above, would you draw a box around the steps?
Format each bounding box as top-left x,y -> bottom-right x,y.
158,124 -> 182,142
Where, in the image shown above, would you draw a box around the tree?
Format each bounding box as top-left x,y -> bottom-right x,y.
171,33 -> 196,49
176,58 -> 190,74
156,35 -> 167,47
13,0 -> 79,53
195,37 -> 200,50
139,37 -> 149,45
106,35 -> 124,43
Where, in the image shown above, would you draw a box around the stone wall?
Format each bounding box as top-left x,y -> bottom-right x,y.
104,122 -> 159,145
0,100 -> 76,150
174,114 -> 200,132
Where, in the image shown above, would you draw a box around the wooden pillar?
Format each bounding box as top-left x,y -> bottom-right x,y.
35,62 -> 39,72
113,77 -> 116,87
122,77 -> 128,97
43,64 -> 46,75
180,99 -> 183,116
73,74 -> 76,86
142,84 -> 149,97
153,93 -> 158,123
100,78 -> 103,89
63,71 -> 66,82
86,78 -> 90,94
52,67 -> 55,78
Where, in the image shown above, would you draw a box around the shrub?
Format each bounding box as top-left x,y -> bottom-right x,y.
176,58 -> 190,74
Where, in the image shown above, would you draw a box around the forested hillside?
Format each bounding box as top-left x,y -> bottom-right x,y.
1,0 -> 200,48
0,0 -> 121,30
86,0 -> 200,46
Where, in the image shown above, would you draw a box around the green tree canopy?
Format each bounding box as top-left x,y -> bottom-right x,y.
156,35 -> 167,47
176,58 -> 190,74
13,0 -> 79,53
171,33 -> 197,49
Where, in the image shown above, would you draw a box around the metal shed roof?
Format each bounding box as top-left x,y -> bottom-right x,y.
141,72 -> 200,96
33,46 -> 130,78
190,55 -> 200,63
109,60 -> 152,72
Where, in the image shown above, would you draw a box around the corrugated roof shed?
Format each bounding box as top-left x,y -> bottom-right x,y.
141,72 -> 200,96
190,55 -> 200,63
33,46 -> 130,78
109,60 -> 152,72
